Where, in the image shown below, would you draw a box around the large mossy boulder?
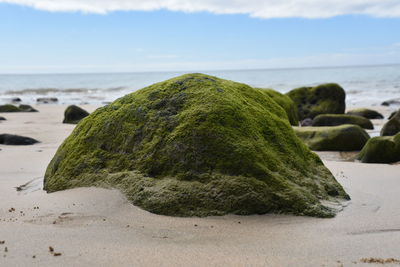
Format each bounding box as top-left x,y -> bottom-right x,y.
381,110 -> 400,136
44,74 -> 349,218
286,83 -> 346,120
261,89 -> 299,125
63,105 -> 90,124
357,133 -> 400,163
294,125 -> 370,151
312,114 -> 374,129
346,108 -> 383,119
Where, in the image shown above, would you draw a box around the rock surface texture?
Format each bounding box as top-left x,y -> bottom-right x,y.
44,74 -> 349,217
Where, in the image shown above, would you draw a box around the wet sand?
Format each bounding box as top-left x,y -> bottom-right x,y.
0,105 -> 399,266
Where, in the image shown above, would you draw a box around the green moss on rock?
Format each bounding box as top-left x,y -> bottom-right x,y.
294,125 -> 370,151
0,104 -> 21,112
357,133 -> 400,163
346,108 -> 383,119
381,110 -> 400,136
312,114 -> 374,129
286,83 -> 346,120
0,104 -> 38,112
44,73 -> 349,217
261,89 -> 299,126
63,105 -> 90,124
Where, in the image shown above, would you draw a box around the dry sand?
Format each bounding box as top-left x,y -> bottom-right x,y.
0,105 -> 399,267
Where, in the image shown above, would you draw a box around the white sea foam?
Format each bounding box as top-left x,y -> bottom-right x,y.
0,64 -> 399,106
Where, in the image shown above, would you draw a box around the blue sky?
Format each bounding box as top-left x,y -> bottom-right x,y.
0,1 -> 400,73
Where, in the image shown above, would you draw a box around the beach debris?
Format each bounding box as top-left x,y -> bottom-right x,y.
300,118 -> 313,127
53,253 -> 62,257
8,208 -> 15,212
49,246 -> 54,253
32,255 -> 36,258
4,247 -> 8,253
0,241 -> 5,244
63,105 -> 89,124
360,257 -> 400,264
294,125 -> 370,151
286,83 -> 346,120
0,134 -> 39,146
44,73 -> 350,218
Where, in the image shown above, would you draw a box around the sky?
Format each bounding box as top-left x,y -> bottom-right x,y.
0,0 -> 400,73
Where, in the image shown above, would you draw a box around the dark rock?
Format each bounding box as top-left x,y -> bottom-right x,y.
0,117 -> 5,121
382,98 -> 400,106
357,133 -> 400,163
346,108 -> 383,119
11,97 -> 22,103
18,104 -> 38,112
388,110 -> 398,120
294,125 -> 370,151
300,118 -> 313,127
312,114 -> 374,129
63,105 -> 90,124
37,97 -> 58,104
0,134 -> 39,145
381,110 -> 400,136
286,83 -> 346,120
44,73 -> 349,218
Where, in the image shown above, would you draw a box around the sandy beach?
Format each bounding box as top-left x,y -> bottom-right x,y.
0,104 -> 398,266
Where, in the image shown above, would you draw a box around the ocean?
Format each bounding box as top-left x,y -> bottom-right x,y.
0,64 -> 399,106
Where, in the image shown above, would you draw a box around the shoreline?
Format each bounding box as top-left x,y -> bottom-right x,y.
1,104 -> 400,266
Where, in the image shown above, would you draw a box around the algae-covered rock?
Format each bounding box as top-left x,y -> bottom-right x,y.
312,114 -> 374,129
381,110 -> 400,136
357,133 -> 400,163
63,105 -> 90,124
44,74 -> 349,218
0,104 -> 38,112
388,110 -> 397,120
261,89 -> 299,125
286,83 -> 346,120
294,125 -> 370,151
18,104 -> 38,112
346,108 -> 383,119
0,104 -> 21,112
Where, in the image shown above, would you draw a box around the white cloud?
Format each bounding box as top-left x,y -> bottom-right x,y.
1,0 -> 400,18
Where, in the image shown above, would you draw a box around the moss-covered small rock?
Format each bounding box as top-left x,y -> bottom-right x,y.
294,125 -> 370,151
286,83 -> 346,120
0,104 -> 38,112
381,110 -> 400,136
312,114 -> 374,129
0,104 -> 21,112
261,89 -> 299,125
357,133 -> 400,163
63,105 -> 90,124
44,73 -> 349,218
18,104 -> 38,112
346,108 -> 383,119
